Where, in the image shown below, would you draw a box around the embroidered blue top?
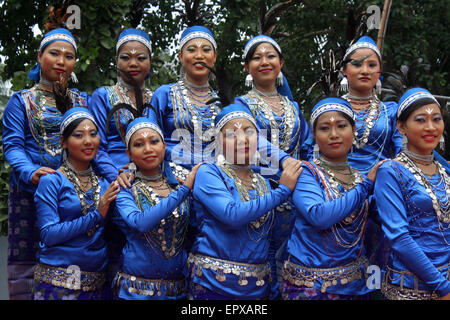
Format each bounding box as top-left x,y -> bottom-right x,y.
88,86 -> 153,179
190,162 -> 292,299
112,161 -> 191,300
374,160 -> 450,296
305,99 -> 402,175
34,171 -> 109,272
88,28 -> 154,180
286,161 -> 374,295
2,88 -> 89,193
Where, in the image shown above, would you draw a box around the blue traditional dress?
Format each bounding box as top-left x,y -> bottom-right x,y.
374,88 -> 450,300
112,161 -> 191,300
111,117 -> 192,300
1,28 -> 88,300
31,107 -> 110,300
304,36 -> 402,276
149,28 -> 290,172
187,104 -> 293,300
236,35 -> 311,286
375,158 -> 450,299
89,28 -> 154,179
88,28 -> 154,292
283,98 -> 374,300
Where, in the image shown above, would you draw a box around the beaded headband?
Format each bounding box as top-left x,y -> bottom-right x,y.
116,34 -> 152,54
243,36 -> 282,60
179,31 -> 217,51
215,111 -> 258,134
125,121 -> 164,148
397,91 -> 440,118
39,33 -> 77,52
310,103 -> 355,127
60,111 -> 96,135
343,41 -> 381,61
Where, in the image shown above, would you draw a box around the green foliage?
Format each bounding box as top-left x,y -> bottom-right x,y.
0,1 -> 448,233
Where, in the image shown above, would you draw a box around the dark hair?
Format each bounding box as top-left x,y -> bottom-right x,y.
397,98 -> 441,123
313,111 -> 355,132
244,42 -> 284,65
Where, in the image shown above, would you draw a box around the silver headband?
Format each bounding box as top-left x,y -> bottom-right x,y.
39,34 -> 77,52
116,35 -> 152,54
215,111 -> 258,134
179,31 -> 217,51
397,92 -> 440,118
243,37 -> 282,59
60,112 -> 96,135
310,103 -> 355,127
125,122 -> 164,148
343,42 -> 381,61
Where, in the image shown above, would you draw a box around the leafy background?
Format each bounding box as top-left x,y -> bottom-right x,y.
0,0 -> 449,235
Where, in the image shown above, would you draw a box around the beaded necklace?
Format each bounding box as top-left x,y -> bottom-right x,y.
397,151 -> 450,223
132,168 -> 190,259
24,85 -> 63,158
219,163 -> 273,233
344,93 -> 380,149
111,81 -> 153,142
343,93 -> 390,173
246,91 -> 300,154
171,80 -> 219,143
309,159 -> 368,250
61,160 -> 101,237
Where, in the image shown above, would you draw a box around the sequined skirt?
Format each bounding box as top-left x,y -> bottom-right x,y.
113,271 -> 187,299
282,256 -> 370,293
187,253 -> 271,287
381,264 -> 449,300
34,263 -> 106,292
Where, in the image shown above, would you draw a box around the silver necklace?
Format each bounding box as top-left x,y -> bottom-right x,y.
398,152 -> 450,223
250,87 -> 278,98
403,149 -> 434,163
135,171 -> 163,182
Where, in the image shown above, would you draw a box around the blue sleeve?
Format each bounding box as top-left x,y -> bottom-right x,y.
292,164 -> 373,230
2,92 -> 40,184
115,184 -> 191,233
297,106 -> 311,161
34,174 -> 104,247
149,85 -> 170,131
193,165 -> 291,229
385,101 -> 403,156
374,162 -> 450,296
88,88 -> 119,181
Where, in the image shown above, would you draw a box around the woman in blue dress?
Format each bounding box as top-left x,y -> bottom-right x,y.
188,103 -> 302,300
32,103 -> 120,300
282,97 -> 385,300
2,27 -> 89,299
337,35 -> 403,275
235,35 -> 310,283
111,112 -> 201,300
149,26 -> 294,174
374,88 -> 450,300
88,28 -> 154,181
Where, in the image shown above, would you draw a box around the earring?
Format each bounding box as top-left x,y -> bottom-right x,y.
375,79 -> 382,95
70,71 -> 78,83
62,149 -> 68,162
128,161 -> 137,175
251,151 -> 260,165
439,135 -> 445,152
276,72 -> 284,87
313,143 -> 320,160
339,76 -> 348,94
402,134 -> 408,151
245,74 -> 253,88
